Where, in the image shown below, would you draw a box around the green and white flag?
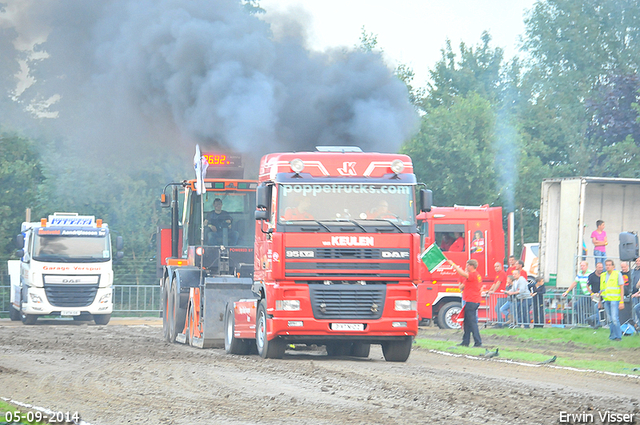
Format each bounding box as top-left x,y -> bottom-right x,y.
421,243 -> 447,271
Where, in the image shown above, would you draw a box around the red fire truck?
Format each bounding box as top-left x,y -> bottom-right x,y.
416,205 -> 505,329
160,146 -> 430,362
226,146 -> 431,361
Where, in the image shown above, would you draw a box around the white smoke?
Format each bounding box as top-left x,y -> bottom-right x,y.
4,0 -> 418,162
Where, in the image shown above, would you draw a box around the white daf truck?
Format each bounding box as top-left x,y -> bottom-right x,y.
9,212 -> 123,325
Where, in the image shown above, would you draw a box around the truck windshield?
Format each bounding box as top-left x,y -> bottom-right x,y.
33,233 -> 111,262
278,183 -> 415,225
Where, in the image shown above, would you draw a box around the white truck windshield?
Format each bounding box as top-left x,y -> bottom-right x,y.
278,183 -> 415,225
33,234 -> 111,262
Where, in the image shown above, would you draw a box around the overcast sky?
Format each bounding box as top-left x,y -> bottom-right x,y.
259,0 -> 536,87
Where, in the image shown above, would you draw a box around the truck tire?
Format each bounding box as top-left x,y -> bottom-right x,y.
162,279 -> 171,342
168,278 -> 187,343
326,343 -> 351,357
224,304 -> 250,355
381,337 -> 412,362
437,301 -> 462,330
350,342 -> 370,358
21,311 -> 37,325
9,306 -> 20,321
256,300 -> 285,359
94,314 -> 111,325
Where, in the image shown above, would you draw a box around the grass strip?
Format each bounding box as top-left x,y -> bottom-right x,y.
0,399 -> 49,425
414,338 -> 640,376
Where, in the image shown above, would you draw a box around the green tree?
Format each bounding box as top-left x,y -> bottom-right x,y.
522,0 -> 640,177
426,32 -> 504,109
402,93 -> 498,207
0,132 -> 46,262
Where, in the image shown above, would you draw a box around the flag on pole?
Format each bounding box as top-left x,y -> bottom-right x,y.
421,243 -> 447,271
193,144 -> 208,195
456,305 -> 465,325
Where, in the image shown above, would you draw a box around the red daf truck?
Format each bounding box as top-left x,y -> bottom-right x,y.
160,146 -> 430,362
416,205 -> 506,329
225,146 -> 431,361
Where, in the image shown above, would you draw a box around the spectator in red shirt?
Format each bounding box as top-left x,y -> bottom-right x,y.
506,255 -> 517,276
515,260 -> 528,280
487,262 -> 507,294
487,262 -> 508,325
447,258 -> 483,347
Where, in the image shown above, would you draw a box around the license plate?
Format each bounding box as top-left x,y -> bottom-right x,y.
331,323 -> 364,331
61,310 -> 81,316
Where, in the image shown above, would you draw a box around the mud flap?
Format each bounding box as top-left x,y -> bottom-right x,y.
192,277 -> 254,348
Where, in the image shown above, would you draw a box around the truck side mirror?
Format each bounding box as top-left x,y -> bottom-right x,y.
116,235 -> 124,251
256,183 -> 272,209
116,251 -> 124,261
15,234 -> 24,249
420,189 -> 432,212
160,192 -> 171,208
255,210 -> 269,221
15,249 -> 24,258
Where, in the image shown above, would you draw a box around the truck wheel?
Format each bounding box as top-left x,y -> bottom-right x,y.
350,342 -> 370,358
21,311 -> 37,326
168,278 -> 187,343
162,279 -> 171,342
9,307 -> 20,321
94,314 -> 111,325
256,300 -> 285,359
326,343 -> 351,357
224,305 -> 250,355
437,301 -> 462,330
381,337 -> 412,362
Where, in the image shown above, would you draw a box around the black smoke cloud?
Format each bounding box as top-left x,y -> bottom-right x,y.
6,0 -> 418,160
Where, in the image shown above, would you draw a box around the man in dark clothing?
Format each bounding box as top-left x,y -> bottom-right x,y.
586,262 -> 603,328
205,198 -> 237,245
529,278 -> 546,327
447,258 -> 483,347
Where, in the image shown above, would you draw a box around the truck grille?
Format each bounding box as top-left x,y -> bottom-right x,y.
285,248 -> 411,279
315,248 -> 380,259
308,284 -> 386,320
44,284 -> 99,307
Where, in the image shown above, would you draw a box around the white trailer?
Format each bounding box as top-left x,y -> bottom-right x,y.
539,177 -> 640,288
11,212 -> 123,325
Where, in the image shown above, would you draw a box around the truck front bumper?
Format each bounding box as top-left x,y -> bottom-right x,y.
21,286 -> 113,316
269,316 -> 418,342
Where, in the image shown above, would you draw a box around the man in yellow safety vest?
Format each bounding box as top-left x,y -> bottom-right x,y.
600,259 -> 625,341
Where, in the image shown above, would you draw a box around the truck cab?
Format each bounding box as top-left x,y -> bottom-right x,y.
232,147 -> 430,361
11,212 -> 123,325
417,205 -> 505,328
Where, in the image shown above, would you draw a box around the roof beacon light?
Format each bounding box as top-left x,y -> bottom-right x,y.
290,158 -> 305,174
390,159 -> 405,174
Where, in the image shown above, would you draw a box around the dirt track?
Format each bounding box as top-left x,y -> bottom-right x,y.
1,318 -> 639,425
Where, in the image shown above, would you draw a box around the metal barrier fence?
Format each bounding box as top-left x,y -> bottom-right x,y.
483,291 -> 606,328
0,284 -> 161,315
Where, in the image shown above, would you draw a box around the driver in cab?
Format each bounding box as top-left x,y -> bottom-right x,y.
368,200 -> 395,219
284,196 -> 314,220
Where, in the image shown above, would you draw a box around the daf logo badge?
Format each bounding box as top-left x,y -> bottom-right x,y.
62,279 -> 81,283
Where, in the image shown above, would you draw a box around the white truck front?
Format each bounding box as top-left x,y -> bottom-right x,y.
16,213 -> 123,325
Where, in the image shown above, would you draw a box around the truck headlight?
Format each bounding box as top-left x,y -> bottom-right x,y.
28,293 -> 43,303
276,300 -> 300,311
394,300 -> 417,311
99,293 -> 112,303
